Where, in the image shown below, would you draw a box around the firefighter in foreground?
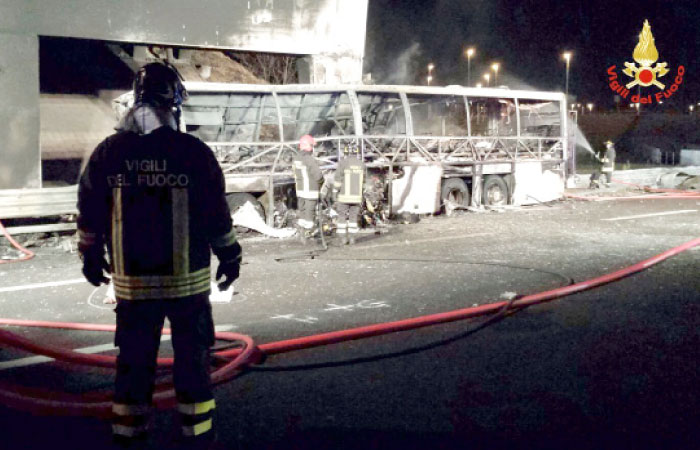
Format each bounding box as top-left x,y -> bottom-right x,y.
333,144 -> 365,245
292,134 -> 324,241
77,62 -> 241,447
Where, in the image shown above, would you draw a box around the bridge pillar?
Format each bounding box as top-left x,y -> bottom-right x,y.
298,53 -> 363,85
0,33 -> 40,189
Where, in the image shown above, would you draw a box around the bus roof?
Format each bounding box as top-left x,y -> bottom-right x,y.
182,82 -> 566,102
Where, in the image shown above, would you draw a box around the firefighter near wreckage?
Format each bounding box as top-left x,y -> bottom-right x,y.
601,140 -> 616,185
77,62 -> 241,447
292,134 -> 324,241
589,140 -> 616,189
333,143 -> 366,245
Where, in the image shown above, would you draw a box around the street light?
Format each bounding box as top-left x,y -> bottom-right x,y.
491,62 -> 500,86
427,63 -> 435,86
483,73 -> 490,87
465,47 -> 475,86
587,103 -> 594,113
562,51 -> 572,97
427,75 -> 433,86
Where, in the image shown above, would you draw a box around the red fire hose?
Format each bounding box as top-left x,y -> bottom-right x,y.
0,220 -> 35,264
1,235 -> 698,417
611,177 -> 699,194
0,329 -> 256,418
567,177 -> 700,201
566,192 -> 700,201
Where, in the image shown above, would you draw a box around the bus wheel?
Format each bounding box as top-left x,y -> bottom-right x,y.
226,193 -> 266,223
441,178 -> 470,214
482,175 -> 509,206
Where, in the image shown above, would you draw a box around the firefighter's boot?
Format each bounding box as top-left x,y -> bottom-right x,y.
348,222 -> 357,245
297,227 -> 309,243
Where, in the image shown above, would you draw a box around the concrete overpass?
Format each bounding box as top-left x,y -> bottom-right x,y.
0,0 -> 369,189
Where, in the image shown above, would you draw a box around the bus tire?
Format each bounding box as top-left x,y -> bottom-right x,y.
441,178 -> 470,214
482,175 -> 509,206
226,192 -> 266,223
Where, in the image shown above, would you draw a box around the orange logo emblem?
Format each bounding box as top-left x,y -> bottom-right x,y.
606,19 -> 685,105
622,20 -> 669,89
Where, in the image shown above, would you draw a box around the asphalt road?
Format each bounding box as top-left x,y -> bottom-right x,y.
0,190 -> 698,449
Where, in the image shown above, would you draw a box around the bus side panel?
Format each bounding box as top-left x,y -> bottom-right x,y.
511,161 -> 565,205
391,164 -> 443,215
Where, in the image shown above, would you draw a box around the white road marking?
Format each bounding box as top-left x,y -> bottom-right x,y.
359,232 -> 494,250
271,314 -> 319,324
602,210 -> 697,221
0,324 -> 236,371
0,278 -> 86,294
357,300 -> 390,309
324,300 -> 391,312
324,304 -> 356,312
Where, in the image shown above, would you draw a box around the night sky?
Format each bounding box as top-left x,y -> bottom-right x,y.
365,0 -> 700,110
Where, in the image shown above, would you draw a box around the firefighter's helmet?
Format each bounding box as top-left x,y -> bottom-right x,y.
133,62 -> 188,108
605,140 -> 614,148
299,134 -> 315,152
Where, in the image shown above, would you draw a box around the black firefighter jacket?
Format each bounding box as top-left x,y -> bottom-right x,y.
333,156 -> 365,204
77,127 -> 240,301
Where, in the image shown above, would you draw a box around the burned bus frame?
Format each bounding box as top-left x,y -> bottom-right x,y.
181,83 -> 569,225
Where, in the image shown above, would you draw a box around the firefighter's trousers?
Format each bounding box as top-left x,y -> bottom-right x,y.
336,202 -> 360,235
297,197 -> 318,230
602,169 -> 613,184
112,293 -> 216,444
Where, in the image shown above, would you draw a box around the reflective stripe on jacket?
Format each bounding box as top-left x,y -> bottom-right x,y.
602,148 -> 616,172
333,156 -> 365,204
293,152 -> 323,199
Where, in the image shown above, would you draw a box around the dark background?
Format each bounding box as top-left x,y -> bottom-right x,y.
365,0 -> 700,110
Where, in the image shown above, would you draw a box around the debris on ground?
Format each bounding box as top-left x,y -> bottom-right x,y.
679,175 -> 700,190
232,201 -> 296,239
500,291 -> 518,301
396,213 -> 420,224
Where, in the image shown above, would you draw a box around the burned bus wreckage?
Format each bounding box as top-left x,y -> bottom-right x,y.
163,83 -> 569,231
1,82 -> 568,237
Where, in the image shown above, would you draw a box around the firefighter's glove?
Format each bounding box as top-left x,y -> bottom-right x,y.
81,252 -> 110,287
216,259 -> 240,291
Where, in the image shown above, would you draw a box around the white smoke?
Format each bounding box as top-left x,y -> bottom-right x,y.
370,42 -> 422,85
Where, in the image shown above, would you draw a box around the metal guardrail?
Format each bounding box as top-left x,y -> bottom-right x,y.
0,186 -> 78,220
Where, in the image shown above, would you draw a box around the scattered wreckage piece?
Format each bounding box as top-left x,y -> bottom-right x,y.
231,201 -> 296,239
